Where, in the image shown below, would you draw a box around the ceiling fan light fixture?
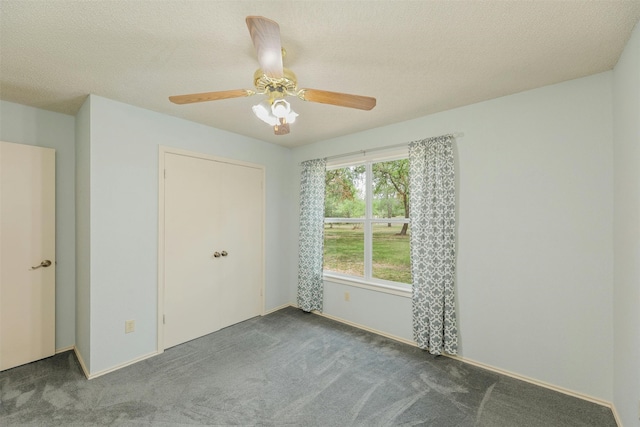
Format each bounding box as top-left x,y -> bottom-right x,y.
274,118 -> 290,135
254,98 -> 297,132
271,99 -> 291,118
272,98 -> 298,126
252,100 -> 279,126
285,110 -> 298,124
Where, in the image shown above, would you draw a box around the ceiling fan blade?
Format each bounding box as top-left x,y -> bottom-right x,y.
246,16 -> 284,79
299,89 -> 376,110
169,89 -> 253,105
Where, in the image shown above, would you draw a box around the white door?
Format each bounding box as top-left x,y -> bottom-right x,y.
163,152 -> 263,349
0,141 -> 55,371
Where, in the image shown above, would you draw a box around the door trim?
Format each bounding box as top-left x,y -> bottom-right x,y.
157,146 -> 266,354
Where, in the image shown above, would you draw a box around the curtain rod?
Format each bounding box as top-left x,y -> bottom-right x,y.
322,132 -> 464,163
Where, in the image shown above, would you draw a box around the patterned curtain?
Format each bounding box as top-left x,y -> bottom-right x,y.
409,135 -> 457,355
297,158 -> 326,312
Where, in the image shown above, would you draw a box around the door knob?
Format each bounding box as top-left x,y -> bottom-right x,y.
213,252 -> 221,258
30,260 -> 52,270
221,251 -> 228,257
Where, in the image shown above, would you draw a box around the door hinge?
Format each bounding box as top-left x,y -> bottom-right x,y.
164,169 -> 166,179
163,314 -> 165,324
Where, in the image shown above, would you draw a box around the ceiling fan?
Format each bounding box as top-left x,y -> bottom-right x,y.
169,16 -> 376,135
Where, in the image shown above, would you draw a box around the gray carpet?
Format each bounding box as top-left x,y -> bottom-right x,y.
1,307 -> 617,426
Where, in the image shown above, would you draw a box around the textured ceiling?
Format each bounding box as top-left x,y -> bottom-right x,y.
1,1 -> 639,147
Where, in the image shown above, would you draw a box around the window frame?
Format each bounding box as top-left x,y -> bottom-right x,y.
324,147 -> 411,295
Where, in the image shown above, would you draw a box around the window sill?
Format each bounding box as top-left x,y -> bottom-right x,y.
322,273 -> 412,298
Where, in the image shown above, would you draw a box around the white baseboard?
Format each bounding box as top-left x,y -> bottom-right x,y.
55,345 -> 75,354
263,303 -> 293,316
315,310 -> 417,347
63,345 -> 157,380
445,354 -> 614,407
610,403 -> 623,427
62,303 -> 289,380
85,351 -> 158,380
446,354 -> 621,427
73,346 -> 91,379
300,307 -> 619,425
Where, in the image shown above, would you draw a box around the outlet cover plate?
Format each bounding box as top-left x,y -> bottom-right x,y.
125,320 -> 135,334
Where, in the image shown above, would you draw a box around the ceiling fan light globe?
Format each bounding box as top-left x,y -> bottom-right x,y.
286,111 -> 298,124
271,99 -> 291,118
252,102 -> 279,126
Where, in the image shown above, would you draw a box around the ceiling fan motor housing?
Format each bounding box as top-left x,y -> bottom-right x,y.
254,68 -> 298,102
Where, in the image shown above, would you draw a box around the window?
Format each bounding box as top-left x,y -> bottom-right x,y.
324,152 -> 411,289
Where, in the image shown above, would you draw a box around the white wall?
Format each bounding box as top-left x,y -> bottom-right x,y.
78,95 -> 293,374
0,100 -> 76,350
291,72 -> 614,401
613,22 -> 640,427
75,98 -> 91,371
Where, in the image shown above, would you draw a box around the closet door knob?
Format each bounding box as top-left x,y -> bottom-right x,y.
213,252 -> 221,258
221,251 -> 228,257
30,260 -> 52,270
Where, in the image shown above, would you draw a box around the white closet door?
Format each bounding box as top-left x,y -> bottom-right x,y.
163,153 -> 263,349
0,141 -> 56,371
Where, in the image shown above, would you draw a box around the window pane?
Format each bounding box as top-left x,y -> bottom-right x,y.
323,223 -> 364,277
372,223 -> 411,284
325,166 -> 365,218
372,159 -> 409,219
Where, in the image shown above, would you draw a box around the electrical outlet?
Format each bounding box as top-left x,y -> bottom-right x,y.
125,320 -> 135,334
344,292 -> 350,302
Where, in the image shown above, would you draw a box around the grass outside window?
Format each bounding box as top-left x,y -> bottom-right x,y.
323,223 -> 364,278
372,223 -> 411,283
324,223 -> 411,284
